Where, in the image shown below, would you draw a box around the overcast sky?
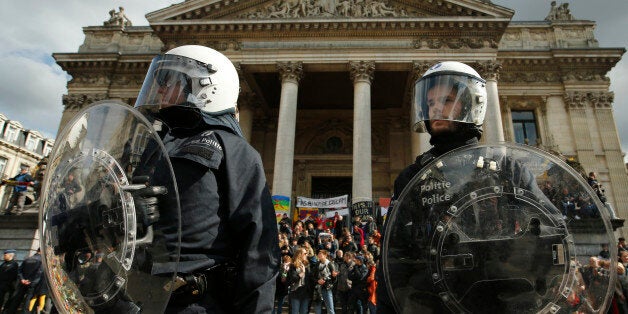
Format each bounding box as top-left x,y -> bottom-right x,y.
0,0 -> 627,158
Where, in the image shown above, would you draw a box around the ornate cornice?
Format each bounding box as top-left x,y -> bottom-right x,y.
349,61 -> 375,83
277,61 -> 304,82
151,18 -> 508,40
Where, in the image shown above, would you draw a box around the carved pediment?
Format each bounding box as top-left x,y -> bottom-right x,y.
238,0 -> 419,19
147,0 -> 513,22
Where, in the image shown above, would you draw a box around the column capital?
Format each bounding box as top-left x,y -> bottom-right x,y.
277,61 -> 304,83
476,60 -> 502,81
349,61 -> 375,84
590,91 -> 614,109
411,61 -> 435,81
564,91 -> 589,109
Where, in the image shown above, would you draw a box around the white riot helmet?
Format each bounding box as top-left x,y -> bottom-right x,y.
412,61 -> 487,133
135,45 -> 240,114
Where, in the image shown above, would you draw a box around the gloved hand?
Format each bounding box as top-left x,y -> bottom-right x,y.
127,176 -> 166,232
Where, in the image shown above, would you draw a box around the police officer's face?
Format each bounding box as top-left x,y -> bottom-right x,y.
427,84 -> 463,134
157,81 -> 187,108
4,253 -> 13,262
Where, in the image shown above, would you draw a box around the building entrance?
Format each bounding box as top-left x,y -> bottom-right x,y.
311,176 -> 352,200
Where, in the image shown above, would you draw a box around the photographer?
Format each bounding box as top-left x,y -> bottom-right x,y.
312,250 -> 337,314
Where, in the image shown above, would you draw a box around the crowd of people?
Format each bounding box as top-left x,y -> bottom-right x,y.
541,171 -> 611,221
275,213 -> 381,314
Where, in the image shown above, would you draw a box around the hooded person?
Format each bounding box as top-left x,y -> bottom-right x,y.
134,45 -> 280,313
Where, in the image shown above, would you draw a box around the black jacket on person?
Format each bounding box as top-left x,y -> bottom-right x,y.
149,125 -> 280,314
348,262 -> 368,298
377,125 -> 481,314
19,253 -> 42,286
0,259 -> 18,287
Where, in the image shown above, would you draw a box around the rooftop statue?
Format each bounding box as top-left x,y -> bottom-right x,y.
103,7 -> 133,28
545,1 -> 574,21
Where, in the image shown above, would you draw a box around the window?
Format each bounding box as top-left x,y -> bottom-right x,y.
0,158 -> 6,179
43,145 -> 52,157
512,111 -> 538,146
4,126 -> 17,143
25,137 -> 37,151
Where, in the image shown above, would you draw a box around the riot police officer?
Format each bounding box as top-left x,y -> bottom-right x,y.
134,45 -> 280,313
377,61 -> 487,313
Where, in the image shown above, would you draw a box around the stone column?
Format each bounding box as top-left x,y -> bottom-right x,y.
411,61 -> 435,156
350,61 -> 375,204
590,91 -> 628,219
564,91 -> 596,167
272,62 -> 303,198
478,61 -> 504,143
237,92 -> 256,142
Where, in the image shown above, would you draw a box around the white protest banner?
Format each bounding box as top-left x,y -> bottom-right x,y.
296,195 -> 349,208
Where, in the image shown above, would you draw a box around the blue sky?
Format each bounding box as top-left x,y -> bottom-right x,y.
0,0 -> 626,160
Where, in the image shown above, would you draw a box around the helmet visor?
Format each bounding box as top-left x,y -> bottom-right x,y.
412,74 -> 486,132
135,54 -> 214,115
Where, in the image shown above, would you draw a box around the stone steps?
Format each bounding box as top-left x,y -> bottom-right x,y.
0,203 -> 40,262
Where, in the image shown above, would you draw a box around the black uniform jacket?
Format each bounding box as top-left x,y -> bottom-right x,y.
0,259 -> 18,287
152,127 -> 280,313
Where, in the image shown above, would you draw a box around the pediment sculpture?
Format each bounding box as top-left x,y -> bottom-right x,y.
239,0 -> 418,19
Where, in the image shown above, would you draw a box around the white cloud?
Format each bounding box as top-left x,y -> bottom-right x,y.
0,1 -> 180,139
0,54 -> 67,139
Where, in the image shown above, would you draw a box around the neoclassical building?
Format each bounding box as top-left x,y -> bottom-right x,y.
53,1 -> 628,232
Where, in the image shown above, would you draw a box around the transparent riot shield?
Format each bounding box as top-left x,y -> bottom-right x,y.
383,143 -> 616,314
39,101 -> 181,313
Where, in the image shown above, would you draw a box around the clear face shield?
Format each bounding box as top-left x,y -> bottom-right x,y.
412,74 -> 487,133
134,54 -> 216,117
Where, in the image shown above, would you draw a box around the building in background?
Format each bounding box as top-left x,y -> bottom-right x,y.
0,113 -> 53,209
52,1 -> 628,233
0,113 -> 52,262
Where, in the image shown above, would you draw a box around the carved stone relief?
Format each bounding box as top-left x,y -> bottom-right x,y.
63,93 -> 108,110
413,37 -> 496,50
500,72 -> 561,83
239,0 -> 418,19
69,75 -> 111,86
561,71 -> 609,83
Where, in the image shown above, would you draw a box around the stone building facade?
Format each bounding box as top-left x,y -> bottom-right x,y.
53,1 -> 628,232
0,113 -> 53,210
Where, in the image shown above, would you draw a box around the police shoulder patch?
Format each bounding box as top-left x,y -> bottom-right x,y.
170,130 -> 223,169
